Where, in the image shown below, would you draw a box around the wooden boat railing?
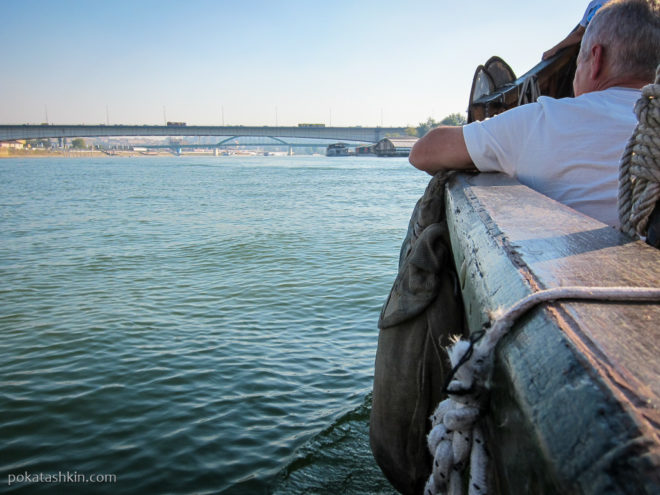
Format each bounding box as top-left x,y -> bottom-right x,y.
467,46 -> 579,123
444,172 -> 660,494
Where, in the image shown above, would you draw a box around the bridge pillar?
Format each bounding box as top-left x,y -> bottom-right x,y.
288,145 -> 293,156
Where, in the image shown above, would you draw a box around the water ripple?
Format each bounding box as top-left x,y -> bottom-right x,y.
0,156 -> 428,494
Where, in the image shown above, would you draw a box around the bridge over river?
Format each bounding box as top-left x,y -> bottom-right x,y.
0,125 -> 408,144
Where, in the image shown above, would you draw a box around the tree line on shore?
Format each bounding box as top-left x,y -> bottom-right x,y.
24,138 -> 88,149
406,113 -> 467,137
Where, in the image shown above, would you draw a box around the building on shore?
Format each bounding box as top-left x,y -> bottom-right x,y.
0,140 -> 25,149
374,137 -> 418,157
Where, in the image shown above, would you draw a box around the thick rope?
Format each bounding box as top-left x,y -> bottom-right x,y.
618,65 -> 660,237
424,286 -> 660,495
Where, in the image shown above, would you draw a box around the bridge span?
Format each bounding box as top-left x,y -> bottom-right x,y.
0,125 -> 408,143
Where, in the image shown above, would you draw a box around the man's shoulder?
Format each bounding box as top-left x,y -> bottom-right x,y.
536,87 -> 640,114
464,88 -> 640,135
577,87 -> 641,100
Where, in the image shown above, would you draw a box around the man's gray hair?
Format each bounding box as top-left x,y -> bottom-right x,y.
582,0 -> 660,82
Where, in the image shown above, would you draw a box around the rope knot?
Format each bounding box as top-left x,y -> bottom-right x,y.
424,287 -> 660,495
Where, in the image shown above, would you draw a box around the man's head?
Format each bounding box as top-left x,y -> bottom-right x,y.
573,0 -> 660,96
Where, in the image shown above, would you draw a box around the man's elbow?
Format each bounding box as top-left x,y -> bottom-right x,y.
409,126 -> 474,174
408,146 -> 432,173
409,140 -> 444,175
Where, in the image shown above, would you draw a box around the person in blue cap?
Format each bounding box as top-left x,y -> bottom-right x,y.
542,1 -> 613,60
409,0 -> 660,229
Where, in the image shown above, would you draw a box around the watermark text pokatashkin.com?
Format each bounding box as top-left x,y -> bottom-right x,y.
8,471 -> 117,486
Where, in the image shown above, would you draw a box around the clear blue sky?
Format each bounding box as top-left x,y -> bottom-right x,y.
1,0 -> 587,127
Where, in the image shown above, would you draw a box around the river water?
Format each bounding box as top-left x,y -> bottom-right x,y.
0,155 -> 429,494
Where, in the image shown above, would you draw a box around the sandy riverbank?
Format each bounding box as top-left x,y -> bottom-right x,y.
0,149 -> 289,158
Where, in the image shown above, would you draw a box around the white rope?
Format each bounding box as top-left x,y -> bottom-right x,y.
618,64 -> 660,237
424,286 -> 660,495
517,74 -> 540,106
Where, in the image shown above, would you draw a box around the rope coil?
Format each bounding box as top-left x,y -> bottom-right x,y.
424,286 -> 660,495
618,64 -> 660,237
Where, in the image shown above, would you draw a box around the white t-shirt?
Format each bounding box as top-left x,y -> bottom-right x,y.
463,87 -> 641,227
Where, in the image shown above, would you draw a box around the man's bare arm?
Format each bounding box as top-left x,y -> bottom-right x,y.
408,126 -> 475,175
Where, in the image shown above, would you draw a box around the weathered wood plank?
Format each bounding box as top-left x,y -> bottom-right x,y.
445,172 -> 660,495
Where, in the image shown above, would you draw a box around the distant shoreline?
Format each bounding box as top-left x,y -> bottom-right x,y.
0,149 -> 261,159
0,149 -> 153,159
